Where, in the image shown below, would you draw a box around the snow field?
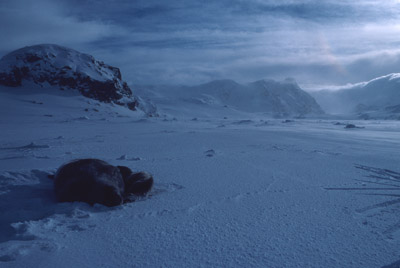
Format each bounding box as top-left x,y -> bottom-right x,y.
0,88 -> 400,267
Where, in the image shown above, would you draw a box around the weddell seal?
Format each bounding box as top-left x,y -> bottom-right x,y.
53,159 -> 154,207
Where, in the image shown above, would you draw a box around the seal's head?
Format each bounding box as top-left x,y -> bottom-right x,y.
124,171 -> 154,196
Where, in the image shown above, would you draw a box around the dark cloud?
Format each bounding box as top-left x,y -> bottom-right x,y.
2,0 -> 400,87
0,0 -> 121,54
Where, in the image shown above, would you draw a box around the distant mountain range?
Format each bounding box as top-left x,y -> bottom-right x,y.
134,78 -> 324,117
311,73 -> 400,119
0,44 -> 339,118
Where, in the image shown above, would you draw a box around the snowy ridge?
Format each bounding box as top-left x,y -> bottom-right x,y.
135,78 -> 323,118
311,73 -> 400,119
0,44 -> 156,114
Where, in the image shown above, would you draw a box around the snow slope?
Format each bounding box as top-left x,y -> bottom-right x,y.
311,73 -> 400,119
1,83 -> 400,268
134,78 -> 323,118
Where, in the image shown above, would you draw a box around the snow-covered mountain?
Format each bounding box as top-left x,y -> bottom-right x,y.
0,44 -> 156,115
135,78 -> 323,118
311,73 -> 400,119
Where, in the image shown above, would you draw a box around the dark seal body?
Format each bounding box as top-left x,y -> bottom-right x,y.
54,159 -> 125,207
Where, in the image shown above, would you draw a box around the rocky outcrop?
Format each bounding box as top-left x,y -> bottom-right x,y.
0,44 -> 154,113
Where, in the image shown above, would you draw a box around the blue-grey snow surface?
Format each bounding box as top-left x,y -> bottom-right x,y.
0,85 -> 399,268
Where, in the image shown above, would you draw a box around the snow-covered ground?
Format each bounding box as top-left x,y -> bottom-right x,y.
1,85 -> 400,268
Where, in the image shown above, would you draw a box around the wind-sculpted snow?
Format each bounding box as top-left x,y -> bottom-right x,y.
0,44 -> 157,115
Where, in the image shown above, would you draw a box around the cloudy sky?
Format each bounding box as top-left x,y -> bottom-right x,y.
2,0 -> 400,88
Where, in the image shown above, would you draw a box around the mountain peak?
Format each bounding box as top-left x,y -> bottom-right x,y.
249,78 -> 299,90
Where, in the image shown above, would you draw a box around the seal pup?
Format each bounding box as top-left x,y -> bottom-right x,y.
54,159 -> 125,207
53,159 -> 153,207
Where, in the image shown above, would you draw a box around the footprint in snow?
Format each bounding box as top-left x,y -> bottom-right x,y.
204,149 -> 216,157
